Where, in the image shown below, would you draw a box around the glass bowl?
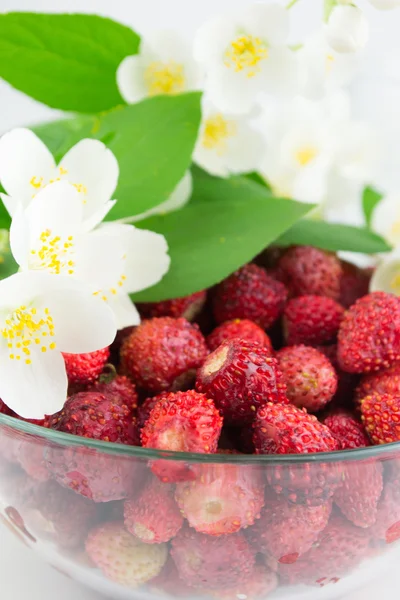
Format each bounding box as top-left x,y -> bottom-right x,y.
0,413 -> 399,600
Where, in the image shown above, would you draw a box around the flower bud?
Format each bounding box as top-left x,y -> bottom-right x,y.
326,6 -> 369,54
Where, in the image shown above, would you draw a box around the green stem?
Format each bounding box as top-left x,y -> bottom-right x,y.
286,0 -> 301,9
324,0 -> 338,21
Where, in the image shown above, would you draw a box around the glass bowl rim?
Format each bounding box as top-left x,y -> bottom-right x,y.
0,412 -> 398,465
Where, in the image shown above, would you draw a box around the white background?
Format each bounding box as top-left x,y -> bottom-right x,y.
0,1 -> 400,599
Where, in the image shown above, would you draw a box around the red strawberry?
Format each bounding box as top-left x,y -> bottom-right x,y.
18,440 -> 50,483
206,319 -> 273,353
276,345 -> 337,412
175,463 -> 264,536
277,246 -> 342,300
121,317 -> 208,393
254,403 -> 340,506
138,291 -> 207,322
339,261 -> 372,309
253,402 -> 339,455
49,391 -> 139,445
86,521 -> 167,587
141,391 -> 222,483
208,564 -> 278,600
371,479 -> 400,544
279,513 -> 370,586
247,492 -> 332,563
356,363 -> 400,405
196,340 -> 288,425
63,347 -> 110,386
361,393 -> 400,444
322,409 -> 370,450
46,446 -> 146,503
212,264 -> 288,329
171,527 -> 256,590
150,557 -> 195,597
0,400 -> 14,416
283,295 -> 344,346
338,292 -> 400,373
334,461 -> 383,528
316,344 -> 359,409
92,375 -> 138,412
33,481 -> 97,549
124,478 -> 183,544
137,395 -> 165,430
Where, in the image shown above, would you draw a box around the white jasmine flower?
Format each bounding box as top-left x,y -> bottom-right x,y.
193,100 -> 264,177
117,30 -> 201,104
0,271 -> 116,419
10,182 -> 170,329
370,192 -> 400,247
299,32 -> 360,99
131,171 -> 193,223
370,250 -> 400,296
194,2 -> 296,114
369,0 -> 400,9
0,128 -> 118,230
260,96 -> 337,204
326,5 -> 369,54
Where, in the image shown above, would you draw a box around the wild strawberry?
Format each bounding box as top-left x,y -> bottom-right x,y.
334,461 -> 383,528
141,391 -> 222,483
63,347 -> 110,386
124,478 -> 183,544
93,374 -> 138,412
86,521 -> 167,587
138,290 -> 207,322
45,443 -> 147,503
247,492 -> 332,563
49,391 -> 139,445
254,402 -> 339,455
283,295 -> 344,346
18,439 -> 50,483
356,363 -> 400,405
322,409 -> 370,449
371,479 -> 400,544
208,565 -> 278,600
277,246 -> 342,300
150,557 -> 195,597
206,319 -> 273,353
121,317 -> 208,393
316,344 -> 359,409
196,340 -> 288,425
175,463 -> 264,536
212,264 -> 287,329
137,395 -> 165,430
279,513 -> 370,586
0,400 -> 14,416
254,403 -> 340,506
361,393 -> 400,444
33,481 -> 98,549
276,345 -> 337,412
338,292 -> 400,373
339,261 -> 372,309
171,527 -> 256,590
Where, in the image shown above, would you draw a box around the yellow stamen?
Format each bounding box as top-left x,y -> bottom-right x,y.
202,114 -> 237,154
144,61 -> 186,96
224,35 -> 268,77
295,147 -> 318,167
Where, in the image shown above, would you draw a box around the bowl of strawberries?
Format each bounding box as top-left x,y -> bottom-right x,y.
0,246 -> 399,600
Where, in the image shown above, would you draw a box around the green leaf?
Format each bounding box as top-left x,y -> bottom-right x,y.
363,186 -> 383,228
243,172 -> 272,191
276,219 -> 391,254
0,231 -> 18,280
32,115 -> 96,161
0,13 -> 140,113
33,94 -> 202,219
0,185 -> 11,231
131,172 -> 314,302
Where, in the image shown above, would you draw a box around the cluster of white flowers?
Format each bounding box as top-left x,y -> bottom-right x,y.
116,1 -> 394,222
0,130 -> 170,417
